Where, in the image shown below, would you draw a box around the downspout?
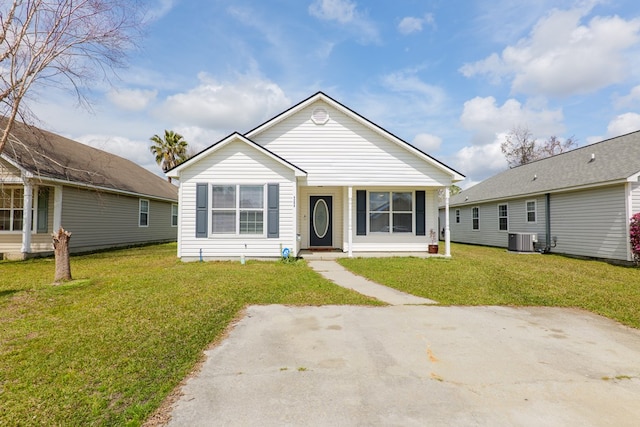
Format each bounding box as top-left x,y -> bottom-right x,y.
544,193 -> 556,253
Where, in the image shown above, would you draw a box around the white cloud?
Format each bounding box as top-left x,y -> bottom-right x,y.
460,96 -> 564,145
309,0 -> 356,23
107,88 -> 157,111
308,0 -> 380,43
398,14 -> 435,35
454,96 -> 566,184
172,126 -> 227,155
461,6 -> 640,96
76,134 -> 162,176
614,85 -> 640,109
606,113 -> 640,137
451,140 -> 508,184
156,73 -> 291,133
412,133 -> 441,152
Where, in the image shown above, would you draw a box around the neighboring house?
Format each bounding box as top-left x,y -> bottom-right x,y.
0,119 -> 179,260
440,130 -> 640,263
167,92 -> 464,261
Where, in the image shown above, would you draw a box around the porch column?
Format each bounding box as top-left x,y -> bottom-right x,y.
53,186 -> 63,231
444,187 -> 451,257
21,182 -> 33,254
347,186 -> 353,257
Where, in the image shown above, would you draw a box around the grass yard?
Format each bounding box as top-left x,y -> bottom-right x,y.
339,243 -> 640,329
0,243 -> 381,426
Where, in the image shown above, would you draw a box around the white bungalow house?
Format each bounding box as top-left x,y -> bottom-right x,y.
1,119 -> 178,260
167,92 -> 464,261
440,130 -> 640,263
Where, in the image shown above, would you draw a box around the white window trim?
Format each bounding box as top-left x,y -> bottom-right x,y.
139,199 -> 149,227
498,203 -> 508,232
526,200 -> 537,223
472,206 -> 480,231
0,187 -> 25,233
171,203 -> 178,227
367,190 -> 414,234
455,209 -> 460,224
210,184 -> 267,237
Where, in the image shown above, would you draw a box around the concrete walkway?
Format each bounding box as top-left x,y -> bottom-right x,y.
307,260 -> 437,305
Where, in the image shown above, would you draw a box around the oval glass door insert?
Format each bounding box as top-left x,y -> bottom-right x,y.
313,199 -> 329,239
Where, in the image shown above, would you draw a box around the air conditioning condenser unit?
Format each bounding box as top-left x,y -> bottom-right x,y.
508,233 -> 537,252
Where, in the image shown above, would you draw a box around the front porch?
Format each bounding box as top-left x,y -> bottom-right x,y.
296,185 -> 453,257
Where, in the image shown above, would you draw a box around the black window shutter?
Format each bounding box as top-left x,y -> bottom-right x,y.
195,183 -> 208,238
415,190 -> 426,236
267,184 -> 279,238
356,190 -> 366,236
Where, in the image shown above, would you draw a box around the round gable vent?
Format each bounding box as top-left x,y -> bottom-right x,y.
311,107 -> 329,125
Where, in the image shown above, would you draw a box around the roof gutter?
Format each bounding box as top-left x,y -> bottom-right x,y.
23,175 -> 178,203
449,178 -> 631,208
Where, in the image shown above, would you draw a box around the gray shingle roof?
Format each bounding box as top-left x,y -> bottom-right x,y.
1,119 -> 178,201
450,130 -> 640,206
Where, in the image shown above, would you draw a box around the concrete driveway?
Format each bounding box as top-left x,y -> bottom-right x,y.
166,304 -> 640,426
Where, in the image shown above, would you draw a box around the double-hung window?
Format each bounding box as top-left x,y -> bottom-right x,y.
498,204 -> 508,231
369,191 -> 412,233
139,199 -> 149,227
472,207 -> 479,230
526,200 -> 537,223
212,185 -> 264,235
0,188 -> 24,231
455,209 -> 460,224
171,204 -> 178,227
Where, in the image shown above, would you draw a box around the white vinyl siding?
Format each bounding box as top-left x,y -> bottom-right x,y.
60,187 -> 176,253
251,101 -> 454,187
550,185 -> 628,261
0,158 -> 21,181
177,138 -> 297,260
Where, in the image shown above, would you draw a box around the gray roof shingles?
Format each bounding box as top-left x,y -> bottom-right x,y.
1,119 -> 178,201
450,130 -> 640,206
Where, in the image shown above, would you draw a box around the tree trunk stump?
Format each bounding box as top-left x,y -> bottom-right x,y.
52,228 -> 72,283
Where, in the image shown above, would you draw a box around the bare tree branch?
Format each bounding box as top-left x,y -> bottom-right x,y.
501,126 -> 578,168
0,0 -> 145,153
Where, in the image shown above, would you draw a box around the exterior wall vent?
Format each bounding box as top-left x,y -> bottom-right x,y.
311,107 -> 329,125
508,232 -> 537,252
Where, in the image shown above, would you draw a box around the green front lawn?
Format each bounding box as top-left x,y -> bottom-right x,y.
0,243 -> 380,426
339,243 -> 640,329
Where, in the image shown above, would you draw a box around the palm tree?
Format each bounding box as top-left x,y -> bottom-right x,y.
149,130 -> 189,179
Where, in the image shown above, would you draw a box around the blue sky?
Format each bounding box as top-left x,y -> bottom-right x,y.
31,0 -> 640,187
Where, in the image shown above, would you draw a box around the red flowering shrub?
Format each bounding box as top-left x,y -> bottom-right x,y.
631,212 -> 640,265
